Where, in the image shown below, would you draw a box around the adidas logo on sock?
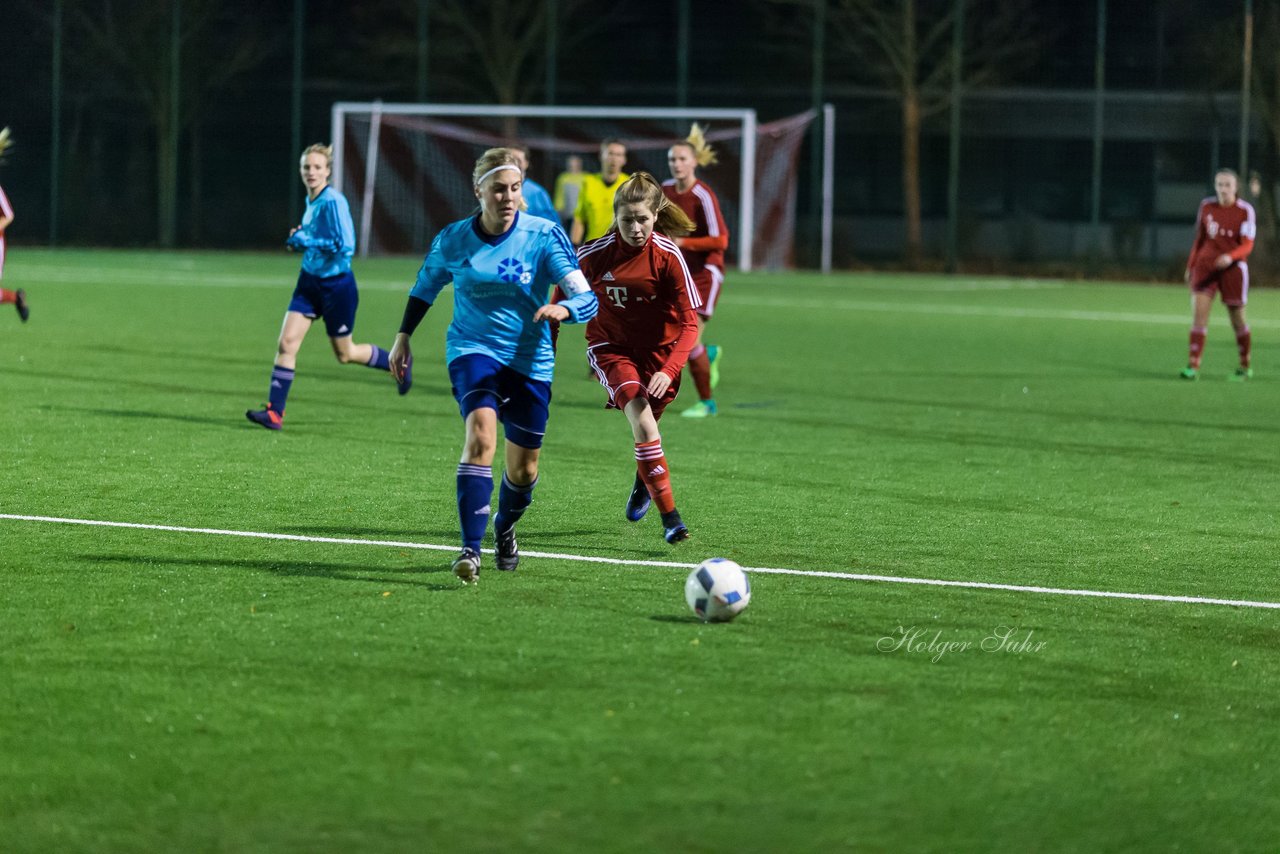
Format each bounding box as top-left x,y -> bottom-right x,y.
602,271 -> 615,281
475,504 -> 491,515
649,465 -> 666,477
271,380 -> 282,388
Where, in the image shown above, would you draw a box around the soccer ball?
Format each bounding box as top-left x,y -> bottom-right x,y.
684,558 -> 752,622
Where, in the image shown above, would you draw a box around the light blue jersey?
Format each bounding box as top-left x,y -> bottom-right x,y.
286,186 -> 355,278
411,213 -> 597,382
522,178 -> 559,223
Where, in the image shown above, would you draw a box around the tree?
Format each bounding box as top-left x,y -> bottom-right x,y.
1197,2 -> 1279,273
350,0 -> 622,109
63,0 -> 271,247
829,0 -> 1042,267
757,0 -> 1042,267
1246,2 -> 1280,265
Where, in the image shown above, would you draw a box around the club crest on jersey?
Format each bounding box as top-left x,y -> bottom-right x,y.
1206,217 -> 1219,238
498,258 -> 532,285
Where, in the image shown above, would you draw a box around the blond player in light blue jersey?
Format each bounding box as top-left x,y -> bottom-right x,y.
245,143 -> 409,430
390,147 -> 597,583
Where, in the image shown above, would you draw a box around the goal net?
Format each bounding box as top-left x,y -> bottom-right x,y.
330,103 -> 824,271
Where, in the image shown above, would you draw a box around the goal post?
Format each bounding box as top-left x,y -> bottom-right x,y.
330,102 -> 832,271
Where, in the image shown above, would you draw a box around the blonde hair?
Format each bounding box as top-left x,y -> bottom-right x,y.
613,172 -> 694,237
672,123 -> 717,168
0,127 -> 13,164
472,147 -> 528,211
300,143 -> 332,168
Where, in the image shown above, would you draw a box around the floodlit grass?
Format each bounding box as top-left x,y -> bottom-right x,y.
1,249 -> 1278,852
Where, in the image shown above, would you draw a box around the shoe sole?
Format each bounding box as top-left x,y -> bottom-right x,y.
245,410 -> 282,430
626,493 -> 651,522
397,359 -> 413,395
625,476 -> 651,521
453,559 -> 480,584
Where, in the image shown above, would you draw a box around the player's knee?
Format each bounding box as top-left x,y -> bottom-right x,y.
506,458 -> 539,485
276,337 -> 302,358
463,435 -> 496,461
613,384 -> 644,410
330,338 -> 359,364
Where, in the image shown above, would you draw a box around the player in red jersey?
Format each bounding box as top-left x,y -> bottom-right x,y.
1182,168 -> 1257,380
575,172 -> 701,543
0,128 -> 28,323
663,124 -> 729,418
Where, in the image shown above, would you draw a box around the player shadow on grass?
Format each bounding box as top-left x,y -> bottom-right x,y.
81,343 -> 267,369
278,524 -> 458,540
81,553 -> 461,590
51,405 -> 248,430
5,367 -> 246,401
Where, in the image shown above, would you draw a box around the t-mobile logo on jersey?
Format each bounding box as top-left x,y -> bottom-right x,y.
605,286 -> 628,307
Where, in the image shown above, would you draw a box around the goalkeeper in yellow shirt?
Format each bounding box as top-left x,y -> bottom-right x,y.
570,139 -> 629,245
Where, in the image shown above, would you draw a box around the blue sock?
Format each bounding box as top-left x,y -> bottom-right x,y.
365,344 -> 390,371
268,365 -> 294,413
494,473 -> 537,535
456,463 -> 493,553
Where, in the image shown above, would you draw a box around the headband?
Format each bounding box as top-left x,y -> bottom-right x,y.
475,163 -> 522,187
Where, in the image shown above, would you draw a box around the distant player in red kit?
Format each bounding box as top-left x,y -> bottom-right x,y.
1182,168 -> 1256,380
574,172 -> 701,543
0,127 -> 28,323
664,124 -> 728,417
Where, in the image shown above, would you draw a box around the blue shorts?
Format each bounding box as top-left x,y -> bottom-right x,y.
448,353 -> 552,449
287,270 -> 359,338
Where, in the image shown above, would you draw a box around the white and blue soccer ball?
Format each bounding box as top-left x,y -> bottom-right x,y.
685,558 -> 752,622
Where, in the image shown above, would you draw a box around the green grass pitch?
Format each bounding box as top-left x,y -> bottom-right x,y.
1,248 -> 1278,852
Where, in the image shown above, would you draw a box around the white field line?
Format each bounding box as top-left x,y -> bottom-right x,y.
4,513 -> 1278,611
19,263 -> 1275,327
730,294 -> 1280,329
14,266 -> 413,292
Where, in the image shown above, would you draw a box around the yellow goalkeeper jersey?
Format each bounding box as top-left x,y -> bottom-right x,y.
574,172 -> 630,242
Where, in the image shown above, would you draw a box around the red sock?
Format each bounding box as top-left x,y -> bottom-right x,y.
1188,327 -> 1207,369
635,439 -> 676,514
0,289 -> 14,304
1236,326 -> 1252,368
687,344 -> 712,400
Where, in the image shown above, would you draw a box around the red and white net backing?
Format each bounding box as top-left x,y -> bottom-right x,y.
333,106 -> 816,270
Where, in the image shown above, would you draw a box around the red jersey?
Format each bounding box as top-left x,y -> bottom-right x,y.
576,231 -> 702,378
1187,196 -> 1256,271
662,178 -> 729,273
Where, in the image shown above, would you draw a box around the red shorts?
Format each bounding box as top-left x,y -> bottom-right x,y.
691,265 -> 724,318
586,344 -> 683,420
1191,259 -> 1249,307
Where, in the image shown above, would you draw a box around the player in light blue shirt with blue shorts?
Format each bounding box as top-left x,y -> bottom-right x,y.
390,147 -> 598,583
245,143 -> 409,430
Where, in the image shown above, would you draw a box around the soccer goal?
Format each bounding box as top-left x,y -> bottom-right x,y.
330,102 -> 833,271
